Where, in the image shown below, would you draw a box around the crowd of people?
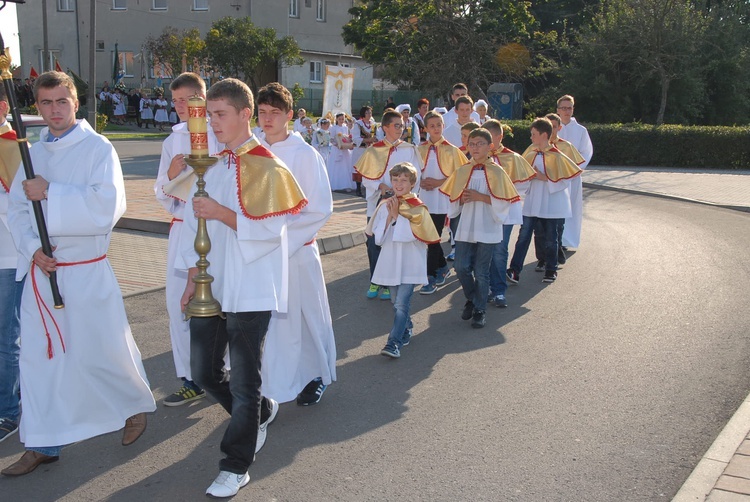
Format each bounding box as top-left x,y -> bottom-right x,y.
97,83 -> 178,130
0,72 -> 591,498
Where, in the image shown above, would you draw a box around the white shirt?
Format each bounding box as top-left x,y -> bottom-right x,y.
558,118 -> 593,169
442,108 -> 481,128
522,153 -> 572,219
361,141 -> 423,217
443,119 -> 470,148
419,144 -> 451,215
448,169 -> 512,244
370,206 -> 428,286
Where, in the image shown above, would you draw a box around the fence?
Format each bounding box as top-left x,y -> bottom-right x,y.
295,88 -> 446,118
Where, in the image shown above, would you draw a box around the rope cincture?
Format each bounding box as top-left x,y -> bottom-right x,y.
31,254 -> 106,359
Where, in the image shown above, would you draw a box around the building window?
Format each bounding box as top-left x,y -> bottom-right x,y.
57,0 -> 74,11
149,56 -> 172,80
325,61 -> 350,68
114,51 -> 135,78
38,50 -> 61,73
96,40 -> 105,52
113,0 -> 127,10
152,0 -> 167,10
193,0 -> 208,10
309,61 -> 322,83
305,0 -> 311,7
316,0 -> 325,21
289,0 -> 299,18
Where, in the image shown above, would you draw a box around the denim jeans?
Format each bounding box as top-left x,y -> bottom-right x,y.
28,446 -> 62,457
533,219 -> 564,260
426,213 -> 447,278
510,216 -> 564,274
0,269 -> 23,423
190,311 -> 271,474
386,284 -> 415,349
489,225 -> 514,297
454,241 -> 495,312
366,217 -> 382,282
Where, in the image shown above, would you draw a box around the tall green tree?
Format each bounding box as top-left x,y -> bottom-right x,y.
342,0 -> 539,99
204,17 -> 304,94
144,27 -> 206,78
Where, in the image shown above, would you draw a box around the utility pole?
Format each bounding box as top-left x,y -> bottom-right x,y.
88,0 -> 96,126
42,0 -> 49,71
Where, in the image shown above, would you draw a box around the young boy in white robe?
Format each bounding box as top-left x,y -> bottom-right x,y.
154,73 -> 221,407
439,128 -> 519,328
443,96 -> 476,148
417,110 -> 468,294
256,82 -> 336,406
366,162 -> 439,359
354,109 -> 422,301
4,71 -> 156,477
507,118 -> 582,284
177,78 -> 306,498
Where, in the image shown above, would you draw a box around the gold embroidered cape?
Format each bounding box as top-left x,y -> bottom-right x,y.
0,123 -> 21,192
353,139 -> 402,180
552,138 -> 585,165
491,146 -> 536,184
365,192 -> 440,244
522,144 -> 582,182
418,139 -> 468,178
439,159 -> 520,203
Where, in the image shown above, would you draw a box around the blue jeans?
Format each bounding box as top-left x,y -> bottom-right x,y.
454,241 -> 495,312
489,225 -> 514,297
533,219 -> 564,260
386,284 -> 415,349
190,311 -> 271,475
510,216 -> 564,274
0,269 -> 23,424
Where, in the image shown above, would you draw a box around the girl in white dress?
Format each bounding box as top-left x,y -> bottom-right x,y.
140,95 -> 154,129
153,93 -> 169,131
312,118 -> 332,164
328,113 -> 355,191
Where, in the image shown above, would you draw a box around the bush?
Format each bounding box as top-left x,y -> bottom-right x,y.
498,120 -> 750,169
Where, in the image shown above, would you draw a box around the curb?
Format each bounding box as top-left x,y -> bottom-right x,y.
673,391 -> 750,501
583,182 -> 750,214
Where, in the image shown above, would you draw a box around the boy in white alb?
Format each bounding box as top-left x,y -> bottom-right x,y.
417,110 -> 468,294
507,118 -> 582,284
154,73 -> 220,406
354,109 -> 422,301
177,79 -> 306,498
367,162 -> 439,359
256,83 -> 336,406
442,83 -> 481,126
443,96 -> 477,147
439,128 -> 519,328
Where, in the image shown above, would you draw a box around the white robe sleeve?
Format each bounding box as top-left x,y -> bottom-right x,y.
547,178 -> 570,194
362,171 -> 387,209
46,144 -> 125,237
235,213 -> 286,264
391,215 -> 417,243
578,130 -> 593,169
351,121 -> 364,147
489,197 -> 512,225
371,205 -> 392,247
154,135 -> 182,215
286,150 -> 333,256
448,199 -> 462,219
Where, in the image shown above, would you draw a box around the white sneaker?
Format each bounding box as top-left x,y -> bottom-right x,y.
206,470 -> 250,498
255,398 -> 279,454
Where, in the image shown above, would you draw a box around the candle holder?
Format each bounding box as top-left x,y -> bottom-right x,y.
184,96 -> 223,319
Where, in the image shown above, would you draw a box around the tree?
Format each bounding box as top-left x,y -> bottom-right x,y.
144,27 -> 206,78
204,17 -> 304,94
342,0 -> 539,99
564,0 -> 707,125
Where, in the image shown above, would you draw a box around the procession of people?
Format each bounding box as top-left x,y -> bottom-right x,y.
0,71 -> 592,498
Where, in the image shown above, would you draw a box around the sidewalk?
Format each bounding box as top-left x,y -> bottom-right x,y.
109,166 -> 750,500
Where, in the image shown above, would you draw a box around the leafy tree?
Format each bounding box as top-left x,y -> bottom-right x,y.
342,0 -> 539,99
144,27 -> 206,78
205,17 -> 304,94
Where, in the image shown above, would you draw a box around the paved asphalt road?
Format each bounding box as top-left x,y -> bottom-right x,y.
1,189 -> 749,501
115,139 -> 162,179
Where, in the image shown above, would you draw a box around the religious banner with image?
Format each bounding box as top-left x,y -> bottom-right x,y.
322,65 -> 355,118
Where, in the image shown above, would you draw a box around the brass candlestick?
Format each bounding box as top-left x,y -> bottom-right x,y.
183,154 -> 223,319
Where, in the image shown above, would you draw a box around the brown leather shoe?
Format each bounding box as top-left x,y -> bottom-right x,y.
122,413 -> 147,446
1,450 -> 59,476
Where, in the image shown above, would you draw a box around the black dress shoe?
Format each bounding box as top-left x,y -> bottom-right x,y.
461,301 -> 475,320
471,310 -> 486,328
557,248 -> 567,264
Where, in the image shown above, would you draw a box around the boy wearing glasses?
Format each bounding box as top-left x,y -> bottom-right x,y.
439,128 -> 519,328
355,110 -> 422,301
556,95 -> 593,251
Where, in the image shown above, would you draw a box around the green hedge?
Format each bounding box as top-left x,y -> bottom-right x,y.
499,120 -> 750,169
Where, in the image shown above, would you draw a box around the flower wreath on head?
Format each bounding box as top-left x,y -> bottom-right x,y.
153,86 -> 164,96
114,81 -> 127,92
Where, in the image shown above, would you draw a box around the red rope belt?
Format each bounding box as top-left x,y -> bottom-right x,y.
170,217 -> 183,230
31,254 -> 107,359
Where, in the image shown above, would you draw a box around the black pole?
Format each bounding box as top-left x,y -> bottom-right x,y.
0,33 -> 64,308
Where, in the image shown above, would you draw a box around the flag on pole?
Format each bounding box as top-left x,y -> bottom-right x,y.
322,65 -> 355,119
112,43 -> 121,83
55,58 -> 63,73
29,66 -> 39,79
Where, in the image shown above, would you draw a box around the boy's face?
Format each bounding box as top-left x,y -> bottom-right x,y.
530,127 -> 550,148
426,117 -> 443,140
456,102 -> 472,121
468,135 -> 493,161
257,103 -> 293,137
171,86 -> 203,123
383,117 -> 404,142
451,88 -> 468,102
460,129 -> 470,148
207,98 -> 250,147
549,119 -> 562,135
391,173 -> 414,196
556,100 -> 574,121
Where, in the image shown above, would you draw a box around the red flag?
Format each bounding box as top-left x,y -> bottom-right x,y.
29,66 -> 38,79
55,59 -> 63,73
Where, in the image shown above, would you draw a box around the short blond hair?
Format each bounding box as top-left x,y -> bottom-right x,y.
389,162 -> 418,185
557,94 -> 575,107
34,71 -> 77,101
207,78 -> 254,115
